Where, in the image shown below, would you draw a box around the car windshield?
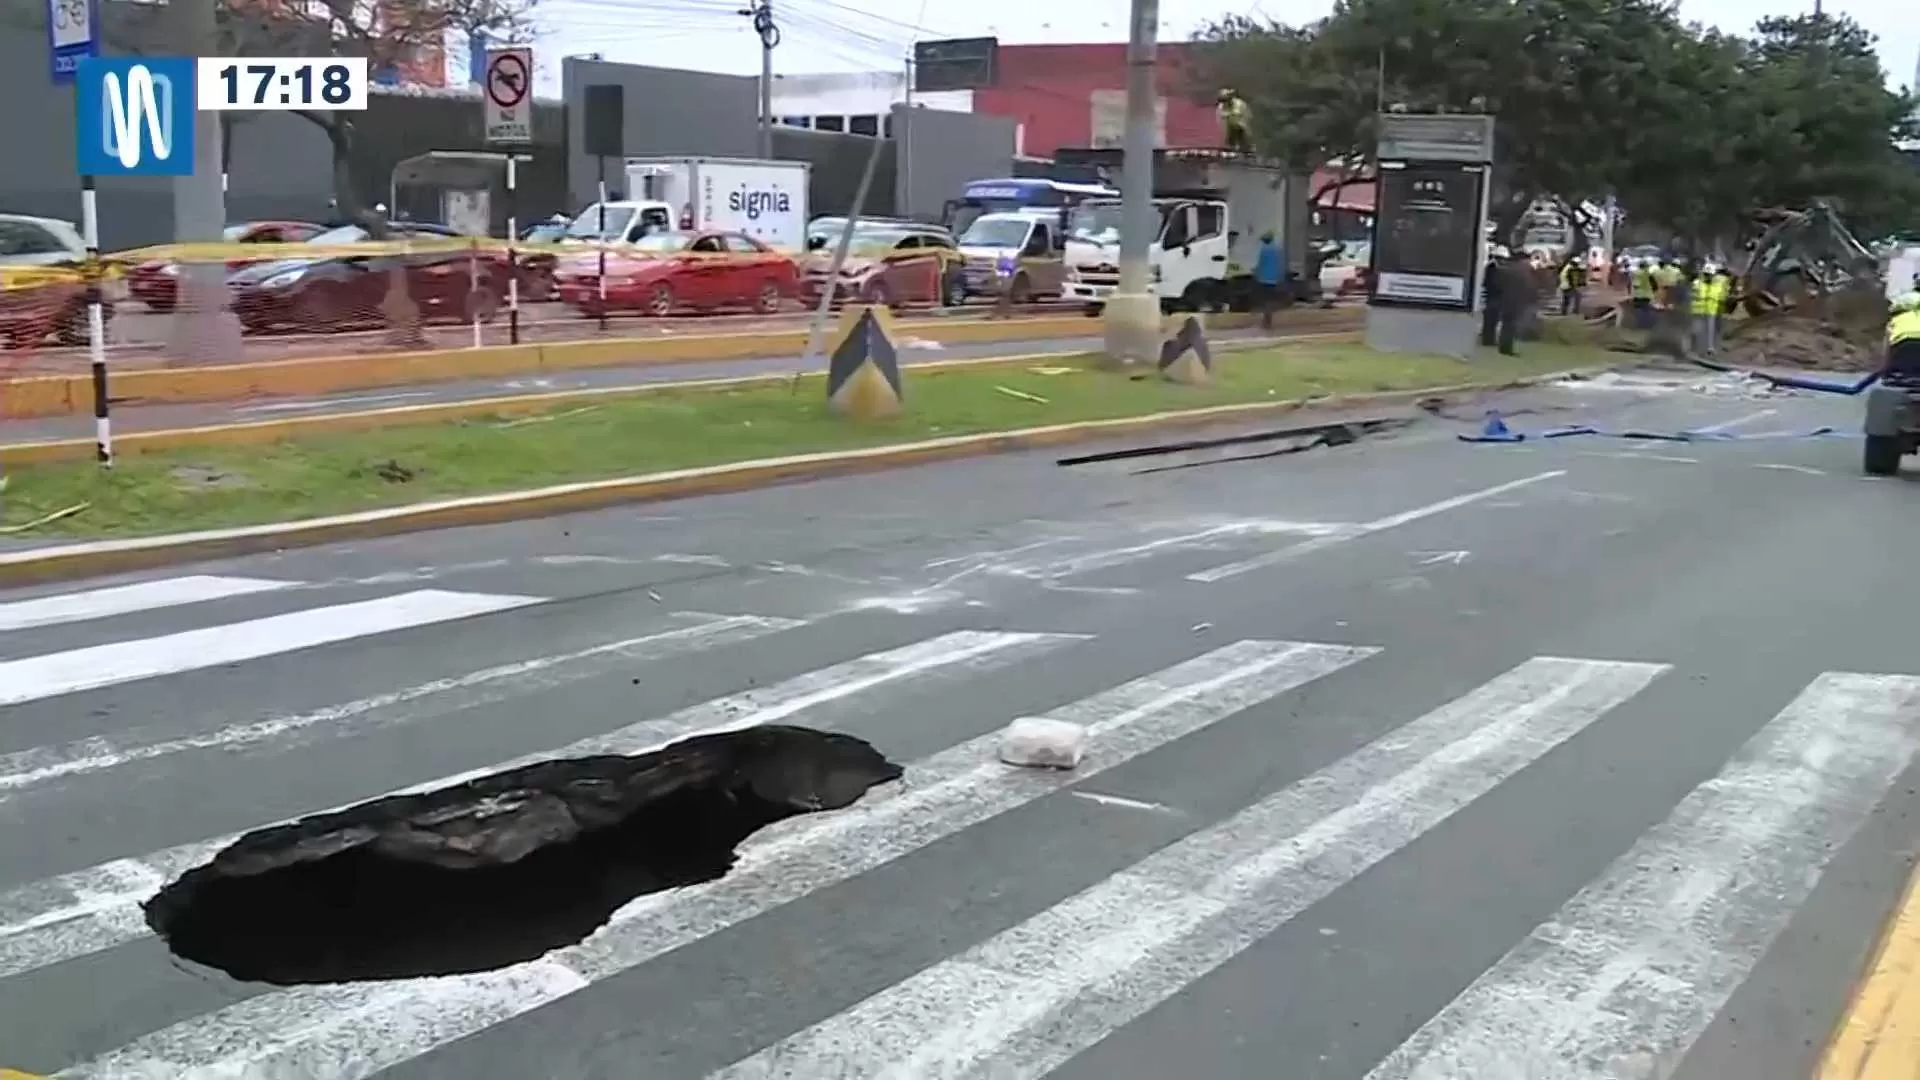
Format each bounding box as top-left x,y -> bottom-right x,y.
221,225 -> 253,241
1067,203 -> 1123,244
304,225 -> 369,246
565,205 -> 635,241
846,234 -> 907,257
631,233 -> 692,253
960,217 -> 1031,249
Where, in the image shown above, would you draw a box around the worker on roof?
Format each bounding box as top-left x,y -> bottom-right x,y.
1218,89 -> 1253,154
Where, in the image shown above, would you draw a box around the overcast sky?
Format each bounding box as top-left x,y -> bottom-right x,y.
520,0 -> 1917,100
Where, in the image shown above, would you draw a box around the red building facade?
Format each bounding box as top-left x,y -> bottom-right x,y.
968,42 -> 1375,218
970,43 -> 1220,157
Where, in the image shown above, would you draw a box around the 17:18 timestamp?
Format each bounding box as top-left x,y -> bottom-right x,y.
194,57 -> 370,111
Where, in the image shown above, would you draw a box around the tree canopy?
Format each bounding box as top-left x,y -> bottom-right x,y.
1192,0 -> 1920,243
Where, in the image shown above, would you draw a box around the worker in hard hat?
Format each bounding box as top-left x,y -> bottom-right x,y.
1218,89 -> 1253,154
1886,292 -> 1920,381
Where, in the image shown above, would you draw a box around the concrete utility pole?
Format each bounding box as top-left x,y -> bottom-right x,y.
1101,0 -> 1161,368
755,0 -> 775,158
169,0 -> 242,364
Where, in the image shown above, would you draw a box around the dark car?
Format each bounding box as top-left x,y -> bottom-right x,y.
126,220 -> 323,312
227,223 -> 509,334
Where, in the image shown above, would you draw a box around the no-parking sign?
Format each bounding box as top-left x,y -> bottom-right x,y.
483,46 -> 532,144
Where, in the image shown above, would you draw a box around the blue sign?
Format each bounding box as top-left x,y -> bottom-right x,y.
47,0 -> 100,84
75,56 -> 195,176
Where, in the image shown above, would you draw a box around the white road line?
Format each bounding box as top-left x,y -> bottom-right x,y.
1070,791 -> 1177,814
1691,407 -> 1778,434
1186,471 -> 1567,583
0,590 -> 539,708
0,629 -> 1071,983
0,613 -> 805,797
0,575 -> 295,633
1366,671 -> 1920,1080
66,638 -> 1380,1079
711,656 -> 1667,1079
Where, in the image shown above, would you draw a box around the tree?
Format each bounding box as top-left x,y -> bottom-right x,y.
1190,1 -> 1920,248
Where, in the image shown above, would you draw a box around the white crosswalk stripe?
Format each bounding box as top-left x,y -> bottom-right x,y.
710,657 -> 1668,1080
0,588 -> 539,707
0,575 -> 296,633
0,574 -> 1916,1080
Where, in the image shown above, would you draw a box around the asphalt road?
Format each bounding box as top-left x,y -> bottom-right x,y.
0,327 -> 1299,446
2,366 -> 1915,1079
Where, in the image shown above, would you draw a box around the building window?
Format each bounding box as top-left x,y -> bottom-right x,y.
815,115 -> 845,132
848,114 -> 879,135
779,116 -> 812,128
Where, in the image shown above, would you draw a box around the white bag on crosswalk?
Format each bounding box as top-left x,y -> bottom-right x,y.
998,716 -> 1088,769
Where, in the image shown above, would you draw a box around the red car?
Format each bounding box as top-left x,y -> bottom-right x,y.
127,221 -> 322,312
227,223 -> 510,335
556,231 -> 797,317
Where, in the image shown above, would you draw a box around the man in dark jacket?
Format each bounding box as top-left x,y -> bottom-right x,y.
1480,249 -> 1505,347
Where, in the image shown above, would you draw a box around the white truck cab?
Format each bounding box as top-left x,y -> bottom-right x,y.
1063,197 -> 1230,312
955,209 -> 1068,302
559,200 -> 677,244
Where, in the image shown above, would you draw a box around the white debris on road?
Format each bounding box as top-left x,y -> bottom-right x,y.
999,717 -> 1088,770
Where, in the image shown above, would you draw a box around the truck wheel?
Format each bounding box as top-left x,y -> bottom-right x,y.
1864,434 -> 1902,476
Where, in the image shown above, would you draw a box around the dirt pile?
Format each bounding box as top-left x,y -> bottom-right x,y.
1722,285 -> 1888,371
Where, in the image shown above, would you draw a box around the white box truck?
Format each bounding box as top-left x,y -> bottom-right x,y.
1058,149 -> 1309,313
620,156 -> 812,253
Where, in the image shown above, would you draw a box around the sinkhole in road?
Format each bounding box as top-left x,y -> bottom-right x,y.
142,725 -> 904,986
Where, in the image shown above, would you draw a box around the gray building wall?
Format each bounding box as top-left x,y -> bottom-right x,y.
0,6 -> 336,249
561,58 -> 759,209
892,104 -> 1017,222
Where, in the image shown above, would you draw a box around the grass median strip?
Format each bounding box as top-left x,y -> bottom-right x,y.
0,342 -> 1606,540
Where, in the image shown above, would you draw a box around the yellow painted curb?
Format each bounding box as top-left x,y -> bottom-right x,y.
1,310 -> 1358,420
0,333 -> 1359,467
1,1070 -> 50,1079
1815,858 -> 1920,1080
0,362 -> 1612,588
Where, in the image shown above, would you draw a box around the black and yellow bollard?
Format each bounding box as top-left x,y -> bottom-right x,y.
1157,314 -> 1214,385
825,303 -> 904,420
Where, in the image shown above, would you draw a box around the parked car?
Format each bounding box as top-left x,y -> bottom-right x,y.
555,231 -> 798,317
801,227 -> 965,308
0,213 -> 113,349
510,221 -> 567,303
805,216 -> 951,251
226,222 -> 507,334
126,220 -> 323,312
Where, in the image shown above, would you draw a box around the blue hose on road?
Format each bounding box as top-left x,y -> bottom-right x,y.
1689,358 -> 1881,396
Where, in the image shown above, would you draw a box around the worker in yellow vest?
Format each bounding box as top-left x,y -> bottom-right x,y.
1557,255 -> 1586,315
1651,258 -> 1683,309
1217,89 -> 1253,154
1888,292 -> 1920,381
1628,259 -> 1655,329
1689,265 -> 1727,355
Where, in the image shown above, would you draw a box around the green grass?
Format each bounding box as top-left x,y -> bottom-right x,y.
0,341 -> 1610,540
